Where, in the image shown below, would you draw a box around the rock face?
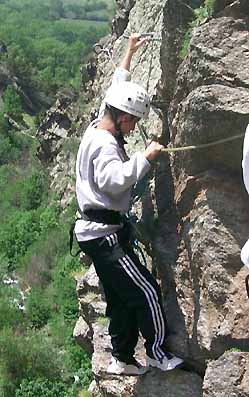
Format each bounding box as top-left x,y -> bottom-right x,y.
203,352 -> 249,397
112,0 -> 136,38
166,11 -> 249,367
36,94 -> 83,208
36,0 -> 249,395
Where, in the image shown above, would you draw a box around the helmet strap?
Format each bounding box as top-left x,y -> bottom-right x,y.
106,104 -> 123,136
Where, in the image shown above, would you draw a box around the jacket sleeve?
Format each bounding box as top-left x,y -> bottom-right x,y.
93,144 -> 151,194
242,124 -> 249,194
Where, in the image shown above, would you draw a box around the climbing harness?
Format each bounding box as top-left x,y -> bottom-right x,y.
69,209 -> 122,257
69,208 -> 148,267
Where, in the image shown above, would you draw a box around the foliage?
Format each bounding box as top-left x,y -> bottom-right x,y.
0,1 -> 107,394
0,288 -> 25,331
62,137 -> 81,156
0,112 -> 31,165
0,209 -> 41,267
26,288 -> 51,329
0,328 -> 63,397
97,316 -> 109,326
0,0 -> 111,104
179,0 -> 216,59
3,86 -> 22,121
21,169 -> 49,210
205,0 -> 216,14
52,256 -> 80,323
16,379 -> 68,397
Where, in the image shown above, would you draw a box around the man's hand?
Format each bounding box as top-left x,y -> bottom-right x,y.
127,33 -> 148,54
144,140 -> 164,161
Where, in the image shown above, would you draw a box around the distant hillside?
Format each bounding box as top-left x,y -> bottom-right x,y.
0,0 -> 115,112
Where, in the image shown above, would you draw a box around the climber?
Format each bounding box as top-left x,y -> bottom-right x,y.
241,124 -> 249,297
74,33 -> 184,376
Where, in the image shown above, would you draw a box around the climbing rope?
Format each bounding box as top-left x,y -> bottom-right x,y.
138,122 -> 244,153
160,133 -> 245,153
94,33 -> 244,154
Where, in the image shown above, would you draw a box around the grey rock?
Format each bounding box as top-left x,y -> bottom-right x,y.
75,264 -> 100,297
203,352 -> 249,397
91,370 -> 203,397
91,323 -> 203,397
171,17 -> 249,116
171,84 -> 249,177
73,316 -> 93,355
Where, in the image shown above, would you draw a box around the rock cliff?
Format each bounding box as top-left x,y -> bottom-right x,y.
37,0 -> 249,395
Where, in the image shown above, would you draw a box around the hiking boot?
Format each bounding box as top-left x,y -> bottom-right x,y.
106,357 -> 149,376
146,353 -> 183,371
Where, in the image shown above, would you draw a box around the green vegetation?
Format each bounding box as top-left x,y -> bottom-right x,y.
0,1 -> 115,395
0,0 -> 115,111
0,126 -> 93,395
180,0 -> 216,59
96,316 -> 109,326
225,347 -> 242,354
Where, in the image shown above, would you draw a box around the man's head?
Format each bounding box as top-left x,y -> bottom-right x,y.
104,105 -> 139,136
104,81 -> 150,135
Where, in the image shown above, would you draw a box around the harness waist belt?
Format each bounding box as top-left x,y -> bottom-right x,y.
83,209 -> 122,225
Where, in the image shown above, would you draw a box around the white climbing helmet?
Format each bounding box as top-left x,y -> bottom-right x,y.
104,81 -> 150,119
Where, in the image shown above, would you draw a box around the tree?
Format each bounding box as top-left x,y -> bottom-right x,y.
3,86 -> 22,121
0,328 -> 63,397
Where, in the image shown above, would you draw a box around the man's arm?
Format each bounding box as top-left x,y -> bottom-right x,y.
98,33 -> 147,118
119,33 -> 147,71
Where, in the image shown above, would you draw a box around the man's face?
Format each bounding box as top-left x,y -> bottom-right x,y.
118,113 -> 140,136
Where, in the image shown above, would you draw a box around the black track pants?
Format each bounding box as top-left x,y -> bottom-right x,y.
78,226 -> 169,363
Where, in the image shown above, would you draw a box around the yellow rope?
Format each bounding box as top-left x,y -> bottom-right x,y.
161,133 -> 244,153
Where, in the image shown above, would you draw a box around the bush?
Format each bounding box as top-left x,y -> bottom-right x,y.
0,328 -> 63,397
26,288 -> 51,329
179,0 -> 215,59
53,266 -> 79,322
0,295 -> 24,331
0,209 -> 41,267
65,342 -> 92,385
3,86 -> 23,121
39,205 -> 59,233
0,113 -> 29,165
22,169 -> 49,210
16,378 -> 68,397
